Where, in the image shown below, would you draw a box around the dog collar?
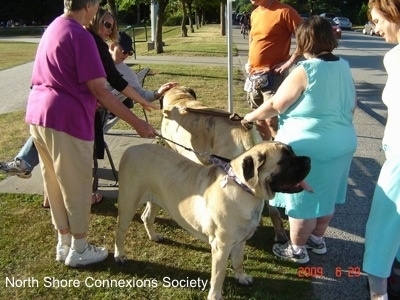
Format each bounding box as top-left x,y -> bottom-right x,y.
209,155 -> 254,195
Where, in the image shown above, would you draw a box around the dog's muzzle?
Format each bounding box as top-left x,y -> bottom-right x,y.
270,156 -> 311,194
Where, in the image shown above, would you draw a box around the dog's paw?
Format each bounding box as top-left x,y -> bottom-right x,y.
114,255 -> 128,265
235,273 -> 253,286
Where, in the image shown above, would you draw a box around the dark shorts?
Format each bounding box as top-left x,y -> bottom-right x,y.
246,71 -> 287,109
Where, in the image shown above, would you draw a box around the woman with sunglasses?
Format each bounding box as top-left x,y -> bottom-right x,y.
25,0 -> 158,268
87,7 -> 159,113
86,8 -> 162,162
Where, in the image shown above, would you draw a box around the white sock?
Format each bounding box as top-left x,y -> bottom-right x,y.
72,237 -> 87,253
370,292 -> 388,300
58,232 -> 71,247
291,243 -> 305,254
309,234 -> 323,243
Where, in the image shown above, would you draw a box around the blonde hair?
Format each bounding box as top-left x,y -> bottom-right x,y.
88,7 -> 118,42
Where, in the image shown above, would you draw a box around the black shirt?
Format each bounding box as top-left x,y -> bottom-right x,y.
89,29 -> 128,92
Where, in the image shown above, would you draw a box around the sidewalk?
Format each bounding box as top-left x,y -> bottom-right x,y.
0,28 -> 386,299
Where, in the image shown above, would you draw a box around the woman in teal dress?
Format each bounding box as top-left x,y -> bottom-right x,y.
242,15 -> 357,264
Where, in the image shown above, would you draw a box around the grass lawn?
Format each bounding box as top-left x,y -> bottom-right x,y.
0,24 -> 314,300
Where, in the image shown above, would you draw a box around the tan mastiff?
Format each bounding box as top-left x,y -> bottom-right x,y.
160,86 -> 288,243
115,142 -> 311,300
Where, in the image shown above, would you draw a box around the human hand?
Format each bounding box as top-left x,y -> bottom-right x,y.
134,119 -> 158,138
240,118 -> 253,130
245,63 -> 252,74
141,101 -> 159,112
273,59 -> 294,75
157,82 -> 178,96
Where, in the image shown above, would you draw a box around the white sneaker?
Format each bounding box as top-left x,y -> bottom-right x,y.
272,242 -> 309,264
65,243 -> 108,267
56,244 -> 70,262
0,158 -> 32,178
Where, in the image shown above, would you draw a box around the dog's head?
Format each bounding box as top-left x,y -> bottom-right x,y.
160,86 -> 197,110
230,141 -> 311,200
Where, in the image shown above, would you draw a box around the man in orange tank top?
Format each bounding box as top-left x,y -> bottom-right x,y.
246,0 -> 303,140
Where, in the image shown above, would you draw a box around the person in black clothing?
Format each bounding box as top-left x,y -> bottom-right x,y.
87,7 -> 159,113
86,7 -> 161,161
240,12 -> 250,34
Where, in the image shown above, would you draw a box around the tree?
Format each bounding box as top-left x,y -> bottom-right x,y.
107,0 -> 118,18
180,0 -> 188,37
220,1 -> 225,36
187,0 -> 195,33
155,0 -> 170,53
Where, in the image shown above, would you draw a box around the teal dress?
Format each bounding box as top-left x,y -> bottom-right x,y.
271,55 -> 357,219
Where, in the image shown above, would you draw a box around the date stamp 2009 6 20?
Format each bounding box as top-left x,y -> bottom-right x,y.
297,266 -> 362,278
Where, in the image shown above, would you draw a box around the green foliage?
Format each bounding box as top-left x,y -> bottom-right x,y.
358,2 -> 370,24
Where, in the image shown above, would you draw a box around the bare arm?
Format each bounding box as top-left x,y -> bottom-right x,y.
87,77 -> 158,138
243,65 -> 307,122
274,47 -> 302,74
121,85 -> 159,111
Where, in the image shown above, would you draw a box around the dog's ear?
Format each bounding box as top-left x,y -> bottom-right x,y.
241,152 -> 266,188
188,88 -> 197,99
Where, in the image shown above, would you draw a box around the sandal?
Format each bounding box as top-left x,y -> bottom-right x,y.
91,192 -> 103,205
42,192 -> 103,208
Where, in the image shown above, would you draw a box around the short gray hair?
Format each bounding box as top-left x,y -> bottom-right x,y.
64,0 -> 101,12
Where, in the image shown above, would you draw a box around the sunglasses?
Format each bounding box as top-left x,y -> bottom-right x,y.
121,49 -> 134,56
102,20 -> 113,30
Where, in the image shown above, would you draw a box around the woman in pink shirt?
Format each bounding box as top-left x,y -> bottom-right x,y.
25,0 -> 157,268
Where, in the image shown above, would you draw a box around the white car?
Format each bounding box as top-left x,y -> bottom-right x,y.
363,21 -> 379,36
333,17 -> 352,30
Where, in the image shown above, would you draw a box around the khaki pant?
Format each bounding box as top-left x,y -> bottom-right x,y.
30,125 -> 93,234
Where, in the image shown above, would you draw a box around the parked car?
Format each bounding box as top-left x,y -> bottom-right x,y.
327,18 -> 342,39
320,13 -> 336,19
363,21 -> 379,36
299,13 -> 310,21
333,17 -> 352,30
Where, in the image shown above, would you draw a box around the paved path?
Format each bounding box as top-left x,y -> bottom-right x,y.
0,29 -> 389,300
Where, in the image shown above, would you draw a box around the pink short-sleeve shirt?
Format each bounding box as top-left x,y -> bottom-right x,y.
25,16 -> 106,141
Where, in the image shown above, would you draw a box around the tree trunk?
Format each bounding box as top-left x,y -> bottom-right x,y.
220,2 -> 226,36
180,0 -> 188,37
155,0 -> 168,54
195,10 -> 200,29
187,1 -> 194,33
107,0 -> 118,19
136,3 -> 141,25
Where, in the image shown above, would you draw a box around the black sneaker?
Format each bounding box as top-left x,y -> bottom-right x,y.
305,237 -> 327,254
388,265 -> 400,300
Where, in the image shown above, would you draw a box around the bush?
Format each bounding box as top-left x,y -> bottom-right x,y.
0,26 -> 46,37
